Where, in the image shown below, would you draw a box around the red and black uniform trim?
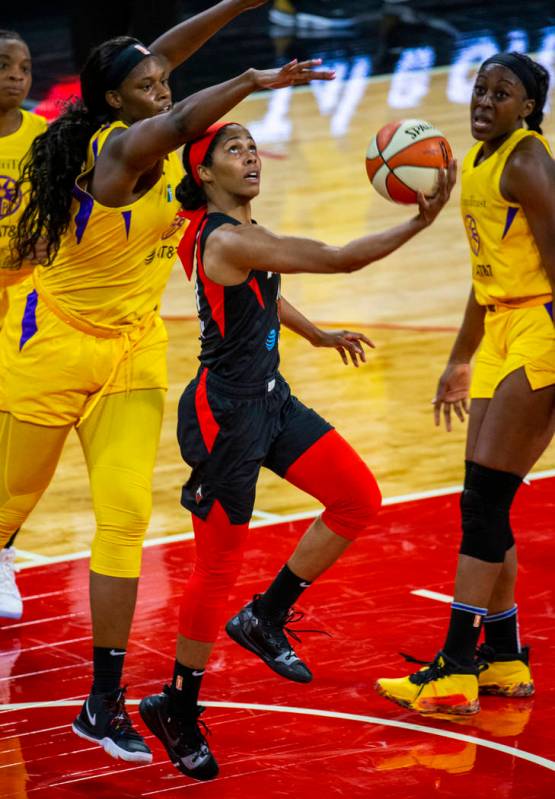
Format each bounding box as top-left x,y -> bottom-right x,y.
195,212 -> 281,384
177,213 -> 332,524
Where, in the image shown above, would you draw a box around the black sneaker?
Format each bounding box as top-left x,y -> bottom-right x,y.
72,687 -> 152,763
225,596 -> 313,683
139,687 -> 218,781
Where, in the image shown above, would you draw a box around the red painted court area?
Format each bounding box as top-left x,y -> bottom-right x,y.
1,478 -> 554,798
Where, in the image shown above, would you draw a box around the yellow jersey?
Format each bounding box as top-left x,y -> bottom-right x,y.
460,128 -> 552,307
35,120 -> 184,329
0,109 -> 47,279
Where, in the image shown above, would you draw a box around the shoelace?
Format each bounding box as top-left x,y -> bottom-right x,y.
106,687 -> 143,740
254,596 -> 332,653
399,650 -> 485,685
402,652 -> 451,685
162,688 -> 211,743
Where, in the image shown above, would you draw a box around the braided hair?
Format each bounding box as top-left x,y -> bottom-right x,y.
11,36 -> 142,267
175,127 -> 231,211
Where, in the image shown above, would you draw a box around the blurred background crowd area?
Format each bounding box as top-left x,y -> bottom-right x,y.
4,1 -> 555,119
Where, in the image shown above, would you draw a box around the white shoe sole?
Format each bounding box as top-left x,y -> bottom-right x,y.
72,722 -> 153,763
0,607 -> 23,620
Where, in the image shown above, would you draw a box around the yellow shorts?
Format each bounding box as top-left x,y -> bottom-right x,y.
0,280 -> 168,426
471,303 -> 555,399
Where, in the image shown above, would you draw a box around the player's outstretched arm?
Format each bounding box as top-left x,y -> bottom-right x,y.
208,161 -> 456,279
280,297 -> 374,367
109,59 -> 335,173
149,0 -> 269,72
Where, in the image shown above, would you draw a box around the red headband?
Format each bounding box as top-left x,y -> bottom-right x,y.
178,121 -> 237,280
187,121 -> 236,186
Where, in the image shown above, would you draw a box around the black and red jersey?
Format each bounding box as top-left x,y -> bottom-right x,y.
194,212 -> 281,384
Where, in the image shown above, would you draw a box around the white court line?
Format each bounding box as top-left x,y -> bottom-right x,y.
12,549 -> 51,564
15,469 -> 555,571
1,699 -> 553,773
411,588 -> 453,604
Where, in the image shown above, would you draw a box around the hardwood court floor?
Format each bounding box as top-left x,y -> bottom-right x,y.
11,67 -> 555,560
1,42 -> 554,799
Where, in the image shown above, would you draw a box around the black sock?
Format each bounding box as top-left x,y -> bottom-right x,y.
169,662 -> 205,716
92,646 -> 126,694
5,529 -> 20,549
257,564 -> 311,619
443,602 -> 487,666
483,605 -> 520,654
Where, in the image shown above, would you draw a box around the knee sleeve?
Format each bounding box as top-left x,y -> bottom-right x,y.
89,465 -> 152,578
179,501 -> 249,642
460,462 -> 521,563
285,429 -> 382,541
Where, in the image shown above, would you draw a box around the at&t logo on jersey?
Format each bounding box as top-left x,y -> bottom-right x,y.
265,328 -> 277,351
0,176 -> 22,219
464,214 -> 480,256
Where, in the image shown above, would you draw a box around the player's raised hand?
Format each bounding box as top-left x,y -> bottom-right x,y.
252,59 -> 336,90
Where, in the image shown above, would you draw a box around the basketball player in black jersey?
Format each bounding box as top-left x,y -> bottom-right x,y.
139,122 -> 455,781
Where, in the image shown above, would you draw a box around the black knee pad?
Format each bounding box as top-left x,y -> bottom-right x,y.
459,463 -> 521,563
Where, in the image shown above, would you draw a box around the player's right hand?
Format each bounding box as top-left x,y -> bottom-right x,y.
416,159 -> 457,226
432,361 -> 470,431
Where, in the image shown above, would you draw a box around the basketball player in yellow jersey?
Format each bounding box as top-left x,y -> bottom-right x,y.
0,30 -> 47,621
376,52 -> 554,716
1,0 -> 335,764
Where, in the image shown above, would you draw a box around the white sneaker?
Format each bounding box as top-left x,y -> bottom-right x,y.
0,548 -> 23,620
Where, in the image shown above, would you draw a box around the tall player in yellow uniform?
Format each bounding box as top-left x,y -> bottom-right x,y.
376,52 -> 554,715
0,30 -> 47,620
1,0 -> 334,764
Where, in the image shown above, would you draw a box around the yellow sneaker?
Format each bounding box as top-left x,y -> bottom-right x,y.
477,645 -> 534,697
375,651 -> 480,715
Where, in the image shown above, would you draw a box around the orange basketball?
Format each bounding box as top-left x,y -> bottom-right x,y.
366,119 -> 452,204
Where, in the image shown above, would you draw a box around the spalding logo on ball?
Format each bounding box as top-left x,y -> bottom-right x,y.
366,119 -> 452,204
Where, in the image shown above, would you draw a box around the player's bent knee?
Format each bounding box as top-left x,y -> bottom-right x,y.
322,466 -> 382,541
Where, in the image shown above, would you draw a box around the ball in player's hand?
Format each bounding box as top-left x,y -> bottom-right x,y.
366,119 -> 452,204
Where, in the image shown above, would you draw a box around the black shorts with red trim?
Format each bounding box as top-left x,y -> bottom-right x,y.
177,368 -> 333,524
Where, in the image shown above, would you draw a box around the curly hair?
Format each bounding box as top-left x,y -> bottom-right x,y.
11,36 -> 142,267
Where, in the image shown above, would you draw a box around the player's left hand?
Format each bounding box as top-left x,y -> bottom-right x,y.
315,329 -> 375,367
